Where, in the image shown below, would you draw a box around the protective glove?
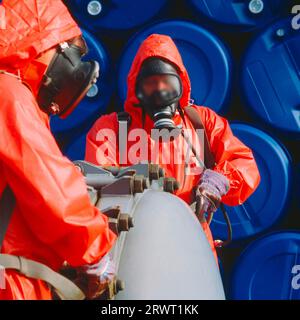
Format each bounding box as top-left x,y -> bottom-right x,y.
198,169 -> 230,215
74,253 -> 116,300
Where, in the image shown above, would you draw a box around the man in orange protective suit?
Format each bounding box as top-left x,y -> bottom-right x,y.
85,34 -> 261,261
0,0 -> 116,300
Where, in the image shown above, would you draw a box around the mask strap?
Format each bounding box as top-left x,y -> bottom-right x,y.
178,104 -> 187,127
68,36 -> 88,56
57,42 -> 78,66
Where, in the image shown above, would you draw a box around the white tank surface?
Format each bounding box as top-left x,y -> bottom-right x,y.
98,185 -> 225,300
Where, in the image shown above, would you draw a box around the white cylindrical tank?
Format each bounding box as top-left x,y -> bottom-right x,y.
98,187 -> 225,300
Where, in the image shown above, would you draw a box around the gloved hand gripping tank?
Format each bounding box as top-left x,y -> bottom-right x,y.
77,161 -> 225,300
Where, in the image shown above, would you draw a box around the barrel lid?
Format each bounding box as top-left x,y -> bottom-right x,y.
188,0 -> 293,31
231,231 -> 300,299
118,20 -> 232,114
210,123 -> 292,240
241,18 -> 300,134
67,0 -> 168,31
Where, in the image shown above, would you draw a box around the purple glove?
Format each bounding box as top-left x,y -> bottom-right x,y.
83,253 -> 115,278
198,169 -> 230,214
75,253 -> 116,299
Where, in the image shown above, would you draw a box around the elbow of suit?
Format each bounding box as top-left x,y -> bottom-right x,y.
221,167 -> 261,206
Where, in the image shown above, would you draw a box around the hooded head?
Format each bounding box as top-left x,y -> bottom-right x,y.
0,0 -> 81,74
124,34 -> 191,130
0,0 -> 98,118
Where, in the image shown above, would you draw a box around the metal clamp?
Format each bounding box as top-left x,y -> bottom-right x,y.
102,206 -> 134,235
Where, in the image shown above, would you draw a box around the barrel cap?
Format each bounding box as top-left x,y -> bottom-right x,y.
188,0 -> 293,32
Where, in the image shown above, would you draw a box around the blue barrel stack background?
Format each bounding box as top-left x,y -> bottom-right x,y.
57,0 -> 300,299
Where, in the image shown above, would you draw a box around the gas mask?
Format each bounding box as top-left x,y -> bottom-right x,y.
136,58 -> 182,130
36,38 -> 100,118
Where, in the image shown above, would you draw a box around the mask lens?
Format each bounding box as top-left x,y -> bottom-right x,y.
139,74 -> 182,107
141,74 -> 179,95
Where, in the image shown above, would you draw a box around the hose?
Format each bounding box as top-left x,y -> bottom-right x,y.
181,129 -> 233,247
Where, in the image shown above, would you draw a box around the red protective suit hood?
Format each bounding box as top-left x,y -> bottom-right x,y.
0,0 -> 81,92
125,34 -> 191,128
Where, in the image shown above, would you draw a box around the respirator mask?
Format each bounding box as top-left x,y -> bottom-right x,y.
37,37 -> 100,118
136,58 -> 182,130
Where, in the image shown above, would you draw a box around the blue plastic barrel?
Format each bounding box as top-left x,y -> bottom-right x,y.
210,123 -> 292,241
187,0 -> 293,32
64,133 -> 87,161
241,18 -> 300,135
231,231 -> 300,300
117,20 -> 232,114
65,0 -> 168,32
50,29 -> 113,135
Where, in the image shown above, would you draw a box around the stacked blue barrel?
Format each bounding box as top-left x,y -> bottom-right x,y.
59,0 -> 300,299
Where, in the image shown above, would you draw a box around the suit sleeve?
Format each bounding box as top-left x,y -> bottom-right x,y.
0,90 -> 116,267
198,106 -> 261,206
